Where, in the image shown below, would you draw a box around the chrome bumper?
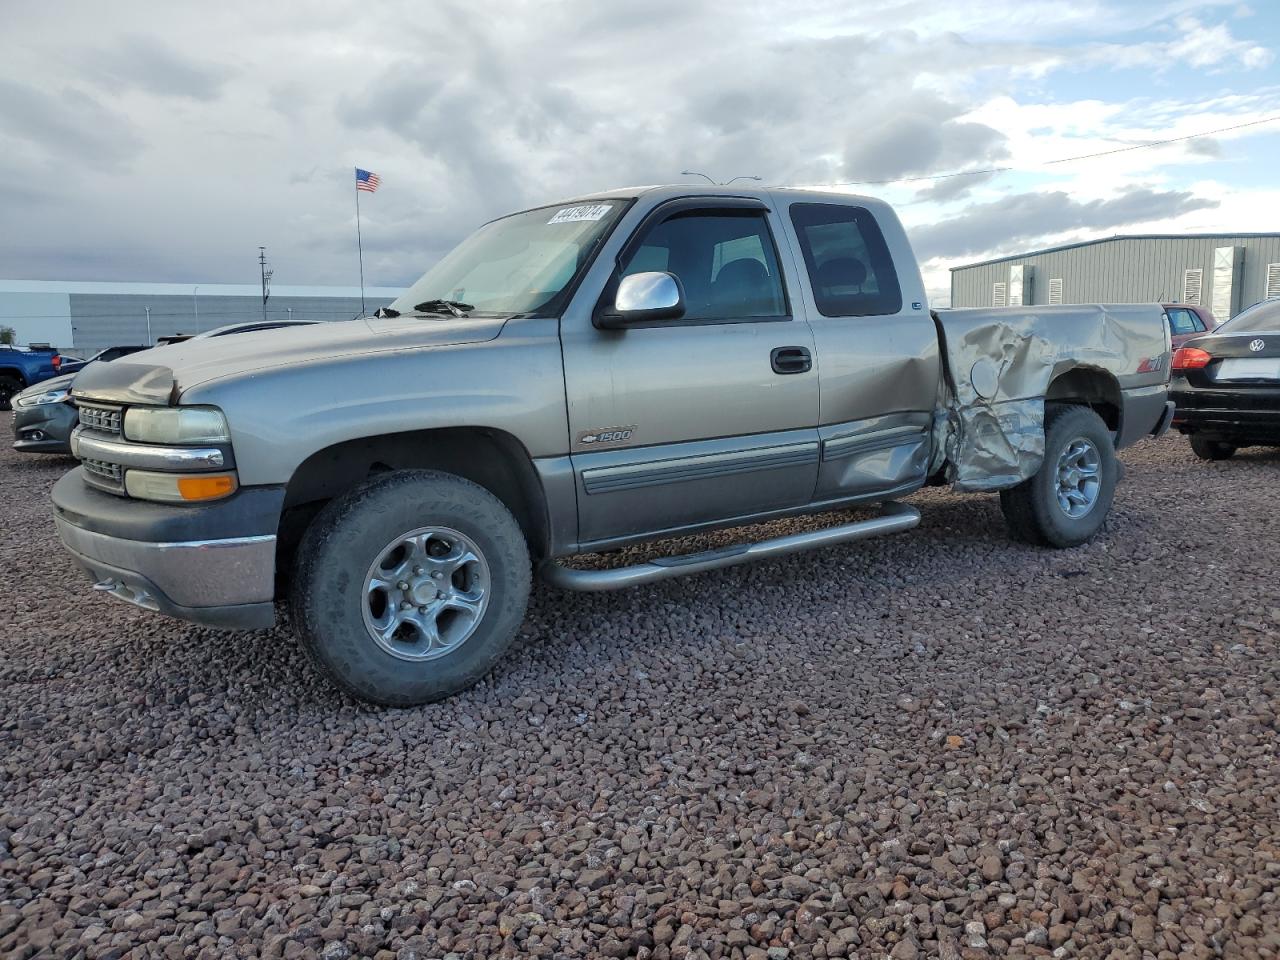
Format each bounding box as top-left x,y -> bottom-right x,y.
54,516 -> 276,629
70,428 -> 228,470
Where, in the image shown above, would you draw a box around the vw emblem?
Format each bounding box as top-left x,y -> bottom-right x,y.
1249,338 -> 1266,352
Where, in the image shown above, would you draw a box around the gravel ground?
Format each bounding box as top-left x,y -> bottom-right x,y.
2,413 -> 1278,960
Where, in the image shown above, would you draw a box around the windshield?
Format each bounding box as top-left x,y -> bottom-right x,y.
390,200 -> 627,317
1218,298 -> 1280,335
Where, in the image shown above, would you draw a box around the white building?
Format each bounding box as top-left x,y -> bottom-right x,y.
0,280 -> 403,355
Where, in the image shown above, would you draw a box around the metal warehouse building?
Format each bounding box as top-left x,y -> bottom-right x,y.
0,280 -> 402,356
950,233 -> 1280,321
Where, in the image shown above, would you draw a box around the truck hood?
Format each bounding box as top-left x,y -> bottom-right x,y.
70,315 -> 509,405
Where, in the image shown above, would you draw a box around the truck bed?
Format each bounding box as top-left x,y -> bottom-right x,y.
931,303 -> 1171,491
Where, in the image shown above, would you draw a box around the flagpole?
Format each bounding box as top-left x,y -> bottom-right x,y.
354,169 -> 367,316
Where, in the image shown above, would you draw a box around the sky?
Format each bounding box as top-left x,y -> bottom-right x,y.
2,0 -> 1279,304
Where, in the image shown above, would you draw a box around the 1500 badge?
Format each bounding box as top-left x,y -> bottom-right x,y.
578,425 -> 636,445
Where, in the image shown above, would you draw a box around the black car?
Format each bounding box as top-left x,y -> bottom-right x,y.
1170,297 -> 1280,460
11,372 -> 79,453
11,345 -> 147,453
58,344 -> 148,376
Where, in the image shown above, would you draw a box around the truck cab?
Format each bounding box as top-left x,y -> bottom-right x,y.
554,188 -> 940,547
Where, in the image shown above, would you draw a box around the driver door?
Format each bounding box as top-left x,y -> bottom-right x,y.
559,197 -> 820,548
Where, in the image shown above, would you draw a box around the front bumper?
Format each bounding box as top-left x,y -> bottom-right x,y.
12,401 -> 76,454
51,470 -> 285,629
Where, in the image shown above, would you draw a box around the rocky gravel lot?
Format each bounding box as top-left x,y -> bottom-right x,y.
1,413 -> 1278,960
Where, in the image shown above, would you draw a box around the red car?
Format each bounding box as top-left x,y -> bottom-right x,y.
1164,303 -> 1217,349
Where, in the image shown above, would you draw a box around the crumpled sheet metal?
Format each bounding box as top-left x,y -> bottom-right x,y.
932,305 -> 1144,492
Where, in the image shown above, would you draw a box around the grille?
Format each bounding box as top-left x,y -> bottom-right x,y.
78,403 -> 123,435
81,457 -> 125,492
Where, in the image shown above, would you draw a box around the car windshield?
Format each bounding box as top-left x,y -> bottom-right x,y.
390,200 -> 627,318
1218,298 -> 1280,334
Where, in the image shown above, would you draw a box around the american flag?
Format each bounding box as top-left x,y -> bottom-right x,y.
355,168 -> 381,193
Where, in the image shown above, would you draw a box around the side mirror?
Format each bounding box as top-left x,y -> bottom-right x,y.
596,272 -> 685,329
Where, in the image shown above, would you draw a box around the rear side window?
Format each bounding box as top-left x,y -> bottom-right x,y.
789,203 -> 902,317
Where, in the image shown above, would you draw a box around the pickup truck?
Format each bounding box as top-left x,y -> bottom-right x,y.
0,345 -> 63,410
52,186 -> 1174,705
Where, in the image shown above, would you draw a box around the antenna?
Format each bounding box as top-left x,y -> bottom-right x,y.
681,171 -> 763,186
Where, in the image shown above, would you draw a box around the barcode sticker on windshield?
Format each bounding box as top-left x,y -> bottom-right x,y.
548,204 -> 612,224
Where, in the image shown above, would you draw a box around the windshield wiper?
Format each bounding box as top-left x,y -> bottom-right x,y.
373,306 -> 400,318
413,299 -> 474,317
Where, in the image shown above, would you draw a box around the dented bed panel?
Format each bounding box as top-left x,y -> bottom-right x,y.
932,304 -> 1169,492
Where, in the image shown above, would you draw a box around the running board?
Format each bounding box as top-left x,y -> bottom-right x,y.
540,501 -> 921,592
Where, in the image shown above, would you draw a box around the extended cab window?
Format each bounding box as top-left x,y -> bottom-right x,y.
621,211 -> 787,321
789,203 -> 902,317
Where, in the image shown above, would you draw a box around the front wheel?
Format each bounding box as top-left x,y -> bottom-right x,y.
1189,435 -> 1236,461
290,470 -> 531,706
1000,404 -> 1118,548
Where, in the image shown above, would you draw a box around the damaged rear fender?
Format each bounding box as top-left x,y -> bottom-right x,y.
931,304 -> 1164,492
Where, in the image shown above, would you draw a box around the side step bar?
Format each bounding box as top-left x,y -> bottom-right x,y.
541,501 -> 921,592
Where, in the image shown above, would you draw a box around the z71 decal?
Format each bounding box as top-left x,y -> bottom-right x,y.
578,425 -> 636,445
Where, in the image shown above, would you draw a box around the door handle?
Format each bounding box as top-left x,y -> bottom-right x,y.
771,346 -> 812,375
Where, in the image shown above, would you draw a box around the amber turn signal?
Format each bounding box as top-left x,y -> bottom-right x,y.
177,474 -> 238,501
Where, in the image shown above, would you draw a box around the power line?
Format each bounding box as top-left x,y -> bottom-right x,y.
821,114 -> 1280,187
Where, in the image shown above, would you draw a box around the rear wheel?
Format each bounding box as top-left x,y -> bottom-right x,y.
1000,404 -> 1118,548
1189,435 -> 1236,461
0,376 -> 22,411
290,470 -> 531,705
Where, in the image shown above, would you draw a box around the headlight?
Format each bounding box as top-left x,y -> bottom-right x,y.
123,406 -> 230,445
15,388 -> 70,407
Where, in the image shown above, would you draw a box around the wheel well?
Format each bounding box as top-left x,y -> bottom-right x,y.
1045,368 -> 1122,436
0,367 -> 26,383
278,428 -> 551,575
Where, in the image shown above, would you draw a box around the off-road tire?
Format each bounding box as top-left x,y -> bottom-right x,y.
1189,435 -> 1237,461
290,470 -> 531,706
0,376 -> 22,411
1000,404 -> 1118,548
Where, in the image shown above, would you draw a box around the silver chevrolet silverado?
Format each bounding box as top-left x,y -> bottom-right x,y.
53,186 -> 1174,704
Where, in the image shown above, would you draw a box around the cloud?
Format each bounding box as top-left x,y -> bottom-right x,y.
1166,15 -> 1273,70
0,0 -> 1271,290
0,79 -> 142,170
1186,137 -> 1224,158
909,186 -> 1219,261
1071,15 -> 1275,74
841,94 -> 1008,182
83,34 -> 234,101
913,170 -> 999,204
